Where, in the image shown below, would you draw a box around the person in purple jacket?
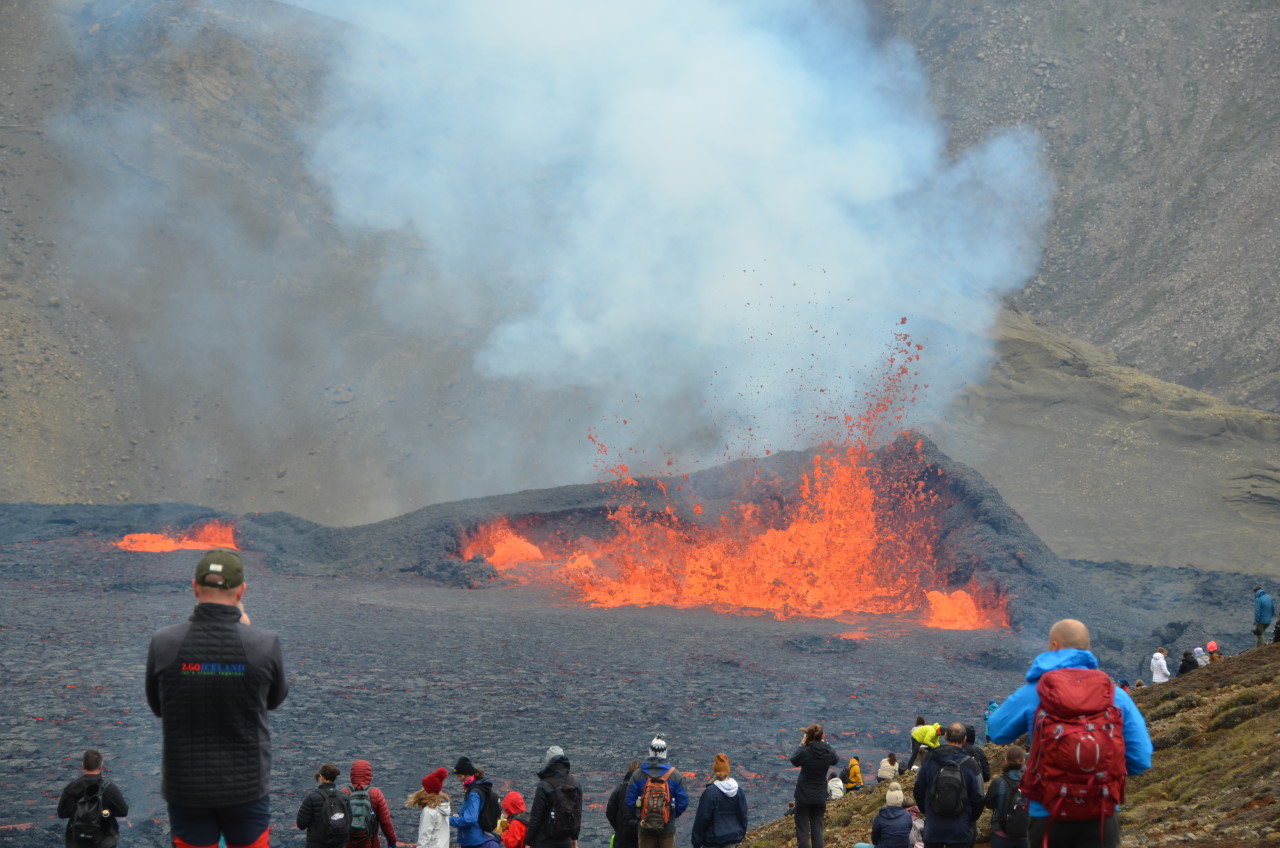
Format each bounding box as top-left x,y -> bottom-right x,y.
986,619 -> 1152,848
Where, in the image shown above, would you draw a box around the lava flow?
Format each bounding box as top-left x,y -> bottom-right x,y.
458,325 -> 1010,630
114,520 -> 239,552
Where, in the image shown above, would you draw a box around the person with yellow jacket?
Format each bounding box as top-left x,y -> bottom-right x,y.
905,721 -> 941,770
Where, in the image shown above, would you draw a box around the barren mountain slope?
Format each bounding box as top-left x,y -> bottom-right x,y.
872,0 -> 1280,411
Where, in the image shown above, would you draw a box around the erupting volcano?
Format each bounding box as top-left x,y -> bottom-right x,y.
113,519 -> 239,552
457,328 -> 1009,630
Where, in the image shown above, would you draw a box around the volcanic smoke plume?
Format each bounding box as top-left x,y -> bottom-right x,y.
47,0 -> 1052,521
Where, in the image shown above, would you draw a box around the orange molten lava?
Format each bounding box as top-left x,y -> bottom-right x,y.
460,518 -> 544,571
453,327 -> 1009,630
114,520 -> 239,552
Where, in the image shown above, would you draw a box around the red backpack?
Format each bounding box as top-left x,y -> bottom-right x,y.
1023,668 -> 1126,821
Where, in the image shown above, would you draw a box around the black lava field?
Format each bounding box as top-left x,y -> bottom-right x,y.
0,440 -> 1259,848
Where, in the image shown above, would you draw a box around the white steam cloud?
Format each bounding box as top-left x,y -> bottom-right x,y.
47,0 -> 1051,521
300,0 -> 1051,449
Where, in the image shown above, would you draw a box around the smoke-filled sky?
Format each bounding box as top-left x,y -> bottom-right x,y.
50,0 -> 1052,521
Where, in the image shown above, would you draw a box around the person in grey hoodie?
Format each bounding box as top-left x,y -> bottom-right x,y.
790,724 -> 839,848
690,754 -> 747,848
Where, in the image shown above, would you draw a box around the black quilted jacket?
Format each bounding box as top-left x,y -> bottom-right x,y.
145,603 -> 289,806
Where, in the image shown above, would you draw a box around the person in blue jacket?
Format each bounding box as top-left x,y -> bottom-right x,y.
987,618 -> 1153,848
690,754 -> 747,848
450,757 -> 497,848
1253,586 -> 1274,648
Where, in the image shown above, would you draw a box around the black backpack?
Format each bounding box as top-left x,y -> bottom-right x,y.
998,775 -> 1030,838
317,786 -> 352,846
72,779 -> 112,845
543,775 -> 583,839
347,787 -> 374,842
928,757 -> 971,818
474,783 -> 502,833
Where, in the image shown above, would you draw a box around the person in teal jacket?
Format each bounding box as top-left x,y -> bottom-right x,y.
987,619 -> 1152,848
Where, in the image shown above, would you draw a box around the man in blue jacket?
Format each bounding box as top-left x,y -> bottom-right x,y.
1253,586 -> 1274,648
987,618 -> 1152,848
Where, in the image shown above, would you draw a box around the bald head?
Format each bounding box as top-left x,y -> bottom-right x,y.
1048,619 -> 1090,651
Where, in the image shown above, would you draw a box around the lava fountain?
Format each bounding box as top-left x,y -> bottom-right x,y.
458,326 -> 1009,630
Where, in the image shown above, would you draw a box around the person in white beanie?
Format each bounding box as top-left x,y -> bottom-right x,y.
625,735 -> 689,848
869,782 -> 912,848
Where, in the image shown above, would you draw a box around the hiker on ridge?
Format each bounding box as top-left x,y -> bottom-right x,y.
1253,585 -> 1274,648
625,735 -> 689,848
1176,650 -> 1198,676
911,723 -> 983,848
987,618 -> 1152,848
983,745 -> 1029,848
1150,646 -> 1170,683
790,724 -> 839,848
58,748 -> 129,848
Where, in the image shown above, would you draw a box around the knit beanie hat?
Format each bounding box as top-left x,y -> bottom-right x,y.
1193,646 -> 1205,656
454,756 -> 477,776
649,735 -> 668,759
713,753 -> 730,777
885,782 -> 904,807
544,746 -> 565,767
422,768 -> 447,795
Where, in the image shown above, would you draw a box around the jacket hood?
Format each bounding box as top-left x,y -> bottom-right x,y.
538,755 -> 571,781
712,777 -> 738,797
502,791 -> 526,815
876,806 -> 909,823
806,740 -> 836,755
351,760 -> 373,787
929,744 -> 972,765
1026,648 -> 1098,682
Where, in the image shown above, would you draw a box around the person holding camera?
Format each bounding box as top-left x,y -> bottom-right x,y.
790,725 -> 839,848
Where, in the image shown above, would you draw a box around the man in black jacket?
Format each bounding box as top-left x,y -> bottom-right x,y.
145,549 -> 289,848
527,746 -> 582,848
58,749 -> 129,848
912,724 -> 984,848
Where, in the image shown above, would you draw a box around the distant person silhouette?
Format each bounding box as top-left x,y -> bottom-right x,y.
145,549 -> 288,848
1253,586 -> 1274,648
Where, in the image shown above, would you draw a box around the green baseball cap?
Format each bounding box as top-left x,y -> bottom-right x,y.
195,549 -> 245,588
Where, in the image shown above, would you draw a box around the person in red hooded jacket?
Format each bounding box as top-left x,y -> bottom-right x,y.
345,759 -> 399,848
500,791 -> 528,848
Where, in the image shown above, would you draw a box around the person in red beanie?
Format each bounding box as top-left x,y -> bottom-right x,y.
407,769 -> 451,848
344,760 -> 398,848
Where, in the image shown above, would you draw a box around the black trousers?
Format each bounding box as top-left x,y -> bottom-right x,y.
1028,816 -> 1120,848
793,802 -> 826,848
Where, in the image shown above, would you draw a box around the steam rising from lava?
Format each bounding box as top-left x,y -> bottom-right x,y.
48,0 -> 1052,521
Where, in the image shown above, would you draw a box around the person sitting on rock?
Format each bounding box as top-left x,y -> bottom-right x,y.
1176,650 -> 1198,676
1150,647 -> 1171,683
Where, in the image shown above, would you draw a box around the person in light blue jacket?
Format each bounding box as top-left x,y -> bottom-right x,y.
1253,586 -> 1274,648
986,619 -> 1152,848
